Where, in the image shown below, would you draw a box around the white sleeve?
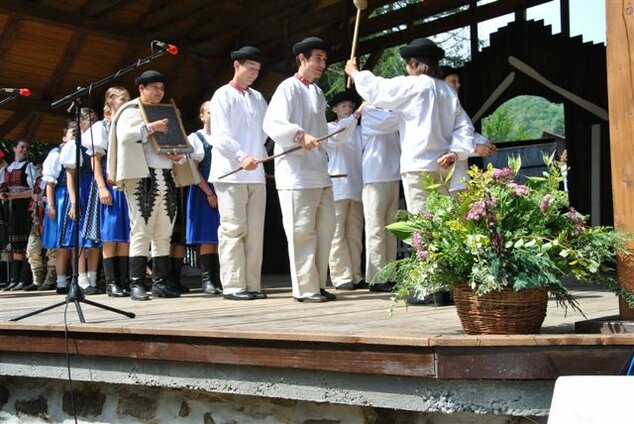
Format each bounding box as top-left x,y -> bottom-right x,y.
188,133 -> 205,162
26,162 -> 39,189
263,84 -> 305,148
361,106 -> 400,136
116,107 -> 147,146
59,140 -> 80,169
326,115 -> 358,149
352,71 -> 417,112
42,149 -> 62,184
450,106 -> 475,161
210,90 -> 247,160
81,121 -> 107,156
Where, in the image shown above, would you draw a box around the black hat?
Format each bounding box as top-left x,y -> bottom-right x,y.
440,65 -> 459,78
399,38 -> 445,61
328,91 -> 357,108
292,36 -> 330,56
230,46 -> 266,64
134,70 -> 167,87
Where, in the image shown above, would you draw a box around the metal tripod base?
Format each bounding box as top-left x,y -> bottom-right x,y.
8,281 -> 135,322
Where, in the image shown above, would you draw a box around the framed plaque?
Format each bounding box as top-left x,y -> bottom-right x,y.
138,99 -> 194,154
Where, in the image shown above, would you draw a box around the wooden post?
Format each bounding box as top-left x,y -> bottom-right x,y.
606,0 -> 634,320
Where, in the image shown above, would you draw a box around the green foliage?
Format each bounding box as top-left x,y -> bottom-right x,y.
0,138 -> 56,164
482,96 -> 565,142
379,154 -> 634,312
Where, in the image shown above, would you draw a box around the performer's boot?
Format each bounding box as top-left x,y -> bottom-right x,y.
200,253 -> 220,295
211,253 -> 222,291
23,266 -> 44,291
117,256 -> 131,296
3,260 -> 23,291
151,256 -> 180,298
129,256 -> 150,301
0,260 -> 8,289
15,263 -> 34,291
171,257 -> 189,293
39,266 -> 57,290
104,257 -> 125,297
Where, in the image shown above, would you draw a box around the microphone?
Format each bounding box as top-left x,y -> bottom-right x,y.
0,88 -> 31,96
152,40 -> 178,56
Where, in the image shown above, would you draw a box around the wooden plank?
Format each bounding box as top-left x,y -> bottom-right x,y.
606,0 -> 634,319
42,31 -> 85,99
22,112 -> 42,141
0,15 -> 21,64
0,110 -> 30,137
436,346 -> 633,379
81,0 -> 129,17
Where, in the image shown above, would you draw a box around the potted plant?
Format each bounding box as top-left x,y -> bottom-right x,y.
380,154 -> 634,334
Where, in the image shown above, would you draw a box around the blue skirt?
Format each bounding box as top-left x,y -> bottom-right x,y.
186,185 -> 219,245
42,186 -> 67,249
60,175 -> 100,248
100,187 -> 130,243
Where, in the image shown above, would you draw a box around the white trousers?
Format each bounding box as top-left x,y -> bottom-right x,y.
278,187 -> 335,298
401,171 -> 450,213
362,181 -> 399,284
329,199 -> 363,286
215,183 -> 266,294
123,169 -> 176,258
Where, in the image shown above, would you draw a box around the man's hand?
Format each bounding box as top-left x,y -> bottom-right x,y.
475,143 -> 496,157
164,149 -> 184,163
345,58 -> 359,76
436,152 -> 457,169
240,155 -> 258,170
300,134 -> 320,150
150,118 -> 169,134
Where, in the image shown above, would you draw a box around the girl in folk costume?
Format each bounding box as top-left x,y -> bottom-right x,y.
81,87 -> 132,297
40,121 -> 75,293
59,107 -> 102,294
186,101 -> 221,295
1,140 -> 40,291
0,152 -> 9,289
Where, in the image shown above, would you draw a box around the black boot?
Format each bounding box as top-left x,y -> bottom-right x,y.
200,253 -> 220,295
104,257 -> 125,297
211,253 -> 222,291
117,256 -> 131,296
151,256 -> 180,298
0,261 -> 8,288
3,260 -> 23,291
129,256 -> 150,301
171,257 -> 189,293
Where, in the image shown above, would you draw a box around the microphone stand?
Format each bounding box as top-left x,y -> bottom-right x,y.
0,94 -> 20,108
8,44 -> 175,322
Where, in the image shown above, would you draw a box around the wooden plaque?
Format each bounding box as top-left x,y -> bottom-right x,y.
138,99 -> 193,154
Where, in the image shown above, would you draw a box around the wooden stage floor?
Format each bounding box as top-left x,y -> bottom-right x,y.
1,277 -> 633,380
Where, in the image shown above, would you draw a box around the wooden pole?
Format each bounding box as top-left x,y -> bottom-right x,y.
605,0 -> 634,320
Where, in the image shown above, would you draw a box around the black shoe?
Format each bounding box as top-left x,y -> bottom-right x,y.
10,282 -> 26,291
335,282 -> 356,291
106,282 -> 127,297
248,291 -> 268,299
22,283 -> 38,292
151,282 -> 181,298
38,281 -> 56,291
320,289 -> 337,301
130,282 -> 150,301
294,294 -> 328,303
202,281 -> 221,295
369,282 -> 393,292
56,286 -> 69,295
407,294 -> 434,305
3,281 -> 19,291
223,291 -> 255,300
354,280 -> 369,289
83,286 -> 103,295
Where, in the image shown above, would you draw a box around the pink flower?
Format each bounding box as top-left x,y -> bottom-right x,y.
466,200 -> 486,221
540,194 -> 552,212
416,249 -> 428,260
507,182 -> 529,197
492,167 -> 514,181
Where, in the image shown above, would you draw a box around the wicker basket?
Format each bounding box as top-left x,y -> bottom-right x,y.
453,284 -> 549,335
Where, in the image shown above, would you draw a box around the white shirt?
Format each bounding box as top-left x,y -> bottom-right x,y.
82,120 -> 109,157
42,145 -> 64,185
188,131 -> 212,163
352,70 -> 474,174
263,76 -> 331,190
59,139 -> 84,169
326,116 -> 363,202
209,83 -> 268,184
360,105 -> 401,183
117,106 -> 174,170
450,132 -> 489,192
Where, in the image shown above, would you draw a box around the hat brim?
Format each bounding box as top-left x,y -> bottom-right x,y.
230,52 -> 266,64
399,45 -> 445,61
292,40 -> 330,56
134,74 -> 168,87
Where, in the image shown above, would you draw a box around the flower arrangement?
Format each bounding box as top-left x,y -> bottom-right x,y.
380,154 -> 634,313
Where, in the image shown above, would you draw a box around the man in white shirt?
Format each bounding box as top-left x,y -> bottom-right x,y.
345,38 -> 475,213
325,91 -> 365,291
108,70 -> 188,301
263,37 -> 337,303
210,46 -> 269,301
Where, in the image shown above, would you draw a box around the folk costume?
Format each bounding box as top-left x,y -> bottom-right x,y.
186,129 -> 221,294
350,38 -> 475,213
107,70 -> 196,300
210,46 -> 268,300
263,37 -> 337,302
325,91 -> 364,289
359,105 -> 401,287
